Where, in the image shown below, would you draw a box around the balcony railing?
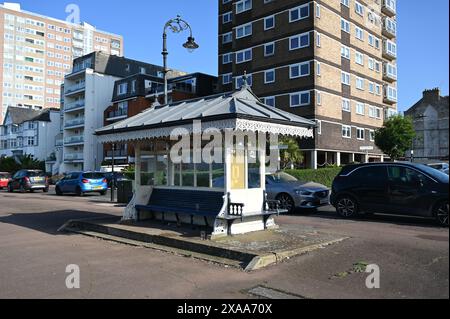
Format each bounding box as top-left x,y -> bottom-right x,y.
65,100 -> 85,111
382,40 -> 397,60
64,153 -> 84,161
105,150 -> 128,158
107,109 -> 128,120
70,62 -> 94,75
383,63 -> 397,82
65,118 -> 85,128
384,86 -> 398,104
64,136 -> 84,145
65,82 -> 85,94
55,139 -> 63,147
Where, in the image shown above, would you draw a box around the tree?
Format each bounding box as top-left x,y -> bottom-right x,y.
0,157 -> 20,173
375,115 -> 416,161
279,137 -> 304,169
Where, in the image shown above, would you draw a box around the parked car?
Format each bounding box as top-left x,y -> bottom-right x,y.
444,168 -> 449,175
212,171 -> 330,214
7,170 -> 49,193
331,162 -> 449,226
427,163 -> 449,172
264,172 -> 330,213
0,172 -> 11,190
55,172 -> 108,196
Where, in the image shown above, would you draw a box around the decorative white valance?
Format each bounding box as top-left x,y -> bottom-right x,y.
97,119 -> 314,144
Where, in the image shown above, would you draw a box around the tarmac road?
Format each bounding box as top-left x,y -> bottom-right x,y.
0,189 -> 448,299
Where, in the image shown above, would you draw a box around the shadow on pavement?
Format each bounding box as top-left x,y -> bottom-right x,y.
288,206 -> 443,229
0,210 -> 120,235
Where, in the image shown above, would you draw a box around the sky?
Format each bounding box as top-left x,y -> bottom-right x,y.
9,0 -> 450,112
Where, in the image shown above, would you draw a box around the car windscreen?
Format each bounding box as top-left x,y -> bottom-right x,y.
416,164 -> 449,183
268,172 -> 299,183
28,171 -> 45,177
82,173 -> 105,180
0,173 -> 10,179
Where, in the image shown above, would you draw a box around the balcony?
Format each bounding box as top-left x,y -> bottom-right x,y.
64,153 -> 84,162
383,63 -> 397,82
66,62 -> 94,78
384,85 -> 398,104
55,139 -> 63,147
382,0 -> 396,17
382,40 -> 397,60
65,118 -> 85,128
65,82 -> 85,95
105,150 -> 128,159
64,100 -> 85,112
382,17 -> 397,38
106,109 -> 128,121
64,135 -> 84,145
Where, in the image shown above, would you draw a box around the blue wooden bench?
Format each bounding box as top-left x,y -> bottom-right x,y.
135,188 -> 286,235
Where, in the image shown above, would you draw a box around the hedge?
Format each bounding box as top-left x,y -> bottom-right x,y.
285,167 -> 342,188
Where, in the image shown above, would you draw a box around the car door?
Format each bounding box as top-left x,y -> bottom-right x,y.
349,166 -> 390,213
387,166 -> 434,216
59,176 -> 69,192
66,173 -> 79,193
12,171 -> 22,189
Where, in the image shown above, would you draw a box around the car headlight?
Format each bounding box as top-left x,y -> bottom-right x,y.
295,190 -> 313,196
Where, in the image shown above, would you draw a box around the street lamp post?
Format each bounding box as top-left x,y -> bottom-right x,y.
162,15 -> 199,105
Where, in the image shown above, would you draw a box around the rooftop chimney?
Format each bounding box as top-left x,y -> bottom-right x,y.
422,88 -> 441,103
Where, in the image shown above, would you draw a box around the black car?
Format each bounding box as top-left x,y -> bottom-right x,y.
8,169 -> 49,193
330,162 -> 449,226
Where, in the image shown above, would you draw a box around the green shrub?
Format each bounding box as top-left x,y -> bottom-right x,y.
285,167 -> 342,188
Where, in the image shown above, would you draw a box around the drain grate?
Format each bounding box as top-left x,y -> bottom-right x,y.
248,286 -> 306,299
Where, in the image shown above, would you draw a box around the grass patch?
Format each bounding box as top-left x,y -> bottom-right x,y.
285,167 -> 342,188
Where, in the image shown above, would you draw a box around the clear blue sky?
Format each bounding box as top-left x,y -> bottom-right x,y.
12,0 -> 449,112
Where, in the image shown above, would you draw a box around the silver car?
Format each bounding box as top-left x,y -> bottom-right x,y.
265,172 -> 330,214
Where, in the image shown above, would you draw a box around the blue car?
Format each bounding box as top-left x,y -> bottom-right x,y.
56,172 -> 108,196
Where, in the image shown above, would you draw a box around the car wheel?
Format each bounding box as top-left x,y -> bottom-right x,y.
100,191 -> 107,196
434,201 -> 449,227
336,195 -> 359,218
276,193 -> 295,214
43,188 -> 49,193
55,186 -> 63,196
76,187 -> 84,197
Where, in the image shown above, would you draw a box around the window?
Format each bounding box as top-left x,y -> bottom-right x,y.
356,128 -> 365,140
235,74 -> 252,89
341,46 -> 350,59
355,51 -> 364,65
355,1 -> 364,16
368,82 -> 375,93
290,4 -> 310,22
368,58 -> 375,70
385,85 -> 398,102
290,62 -> 310,78
222,73 -> 232,85
384,40 -> 397,57
236,23 -> 252,39
223,12 -> 232,24
355,27 -> 364,41
316,120 -> 322,135
118,83 -> 127,95
316,91 -> 322,105
342,125 -> 351,138
235,48 -> 252,63
222,53 -> 233,64
356,102 -> 365,115
356,77 -> 365,90
341,71 -> 350,85
264,15 -> 275,30
341,18 -> 350,33
222,32 -> 232,44
264,69 -> 275,84
290,32 -> 310,50
342,98 -> 351,112
316,62 -> 321,76
316,33 -> 321,47
341,0 -> 349,7
131,80 -> 136,93
236,0 -> 252,14
264,42 -> 275,56
264,96 -> 275,107
290,91 -> 310,107
369,130 -> 375,142
369,105 -> 376,118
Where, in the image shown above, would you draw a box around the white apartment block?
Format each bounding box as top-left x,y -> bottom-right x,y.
0,2 -> 124,122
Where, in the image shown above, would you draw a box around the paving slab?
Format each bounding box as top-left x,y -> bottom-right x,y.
60,218 -> 348,271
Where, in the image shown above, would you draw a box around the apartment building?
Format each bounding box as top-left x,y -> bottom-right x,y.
218,0 -> 398,168
0,106 -> 60,162
103,72 -> 218,167
0,2 -> 123,122
58,52 -> 178,174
